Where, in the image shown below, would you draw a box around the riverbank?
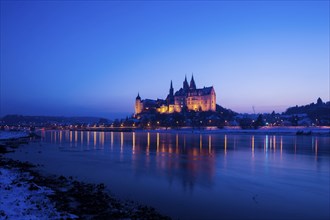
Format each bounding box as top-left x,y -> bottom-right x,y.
0,132 -> 170,219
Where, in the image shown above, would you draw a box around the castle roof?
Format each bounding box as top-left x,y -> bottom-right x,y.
174,88 -> 186,96
142,98 -> 167,107
141,99 -> 158,108
174,86 -> 214,97
199,86 -> 214,95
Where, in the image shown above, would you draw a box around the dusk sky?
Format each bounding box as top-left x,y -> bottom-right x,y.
1,1 -> 329,119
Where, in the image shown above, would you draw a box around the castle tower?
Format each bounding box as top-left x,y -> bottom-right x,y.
135,93 -> 142,115
167,80 -> 175,105
183,75 -> 189,91
169,80 -> 174,96
189,74 -> 196,90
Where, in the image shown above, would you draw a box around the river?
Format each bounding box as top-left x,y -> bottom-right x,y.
8,130 -> 330,219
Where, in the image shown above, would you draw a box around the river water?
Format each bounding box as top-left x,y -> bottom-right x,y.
8,130 -> 330,219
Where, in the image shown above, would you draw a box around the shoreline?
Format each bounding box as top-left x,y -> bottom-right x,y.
0,133 -> 170,219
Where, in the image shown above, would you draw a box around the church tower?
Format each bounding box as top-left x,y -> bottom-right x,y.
169,80 -> 174,96
135,93 -> 142,115
189,75 -> 196,90
167,80 -> 174,105
183,75 -> 189,91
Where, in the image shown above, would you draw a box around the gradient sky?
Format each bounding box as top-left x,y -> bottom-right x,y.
1,1 -> 329,118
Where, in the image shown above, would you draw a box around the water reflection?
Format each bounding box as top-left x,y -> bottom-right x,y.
87,131 -> 90,147
42,131 -> 329,156
147,132 -> 150,154
208,135 -> 212,154
313,137 -> 318,160
251,135 -> 254,158
280,136 -> 283,157
41,130 -> 329,190
111,132 -> 113,149
132,132 -> 136,152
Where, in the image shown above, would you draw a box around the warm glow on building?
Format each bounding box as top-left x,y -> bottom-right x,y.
135,75 -> 216,115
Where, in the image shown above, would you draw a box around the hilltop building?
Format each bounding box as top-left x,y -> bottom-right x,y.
135,75 -> 216,115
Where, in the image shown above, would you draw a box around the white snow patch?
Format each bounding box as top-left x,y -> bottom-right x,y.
0,167 -> 77,219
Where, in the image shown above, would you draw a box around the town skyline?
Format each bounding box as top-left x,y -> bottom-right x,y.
1,1 -> 329,118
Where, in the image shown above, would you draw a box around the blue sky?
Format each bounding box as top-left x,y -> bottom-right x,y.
1,1 -> 329,118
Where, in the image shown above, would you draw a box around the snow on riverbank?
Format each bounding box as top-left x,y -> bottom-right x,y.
0,167 -> 77,219
0,131 -> 76,219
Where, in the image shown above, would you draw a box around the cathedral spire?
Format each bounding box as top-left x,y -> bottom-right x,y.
190,74 -> 196,89
136,92 -> 141,100
167,80 -> 174,105
169,80 -> 174,96
183,75 -> 189,90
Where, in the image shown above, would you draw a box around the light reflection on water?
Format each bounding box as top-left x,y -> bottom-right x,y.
42,130 -> 329,186
23,130 -> 330,219
48,130 -> 324,153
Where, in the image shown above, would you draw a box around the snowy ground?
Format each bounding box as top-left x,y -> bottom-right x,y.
0,131 -> 76,219
0,167 -> 77,219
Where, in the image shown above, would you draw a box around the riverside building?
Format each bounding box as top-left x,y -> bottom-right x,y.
135,75 -> 216,115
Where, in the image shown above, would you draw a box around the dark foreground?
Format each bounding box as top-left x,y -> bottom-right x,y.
0,137 -> 170,219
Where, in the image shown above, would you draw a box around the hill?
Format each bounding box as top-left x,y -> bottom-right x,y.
284,98 -> 330,125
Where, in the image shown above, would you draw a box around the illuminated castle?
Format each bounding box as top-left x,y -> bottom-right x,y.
135,75 -> 216,115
